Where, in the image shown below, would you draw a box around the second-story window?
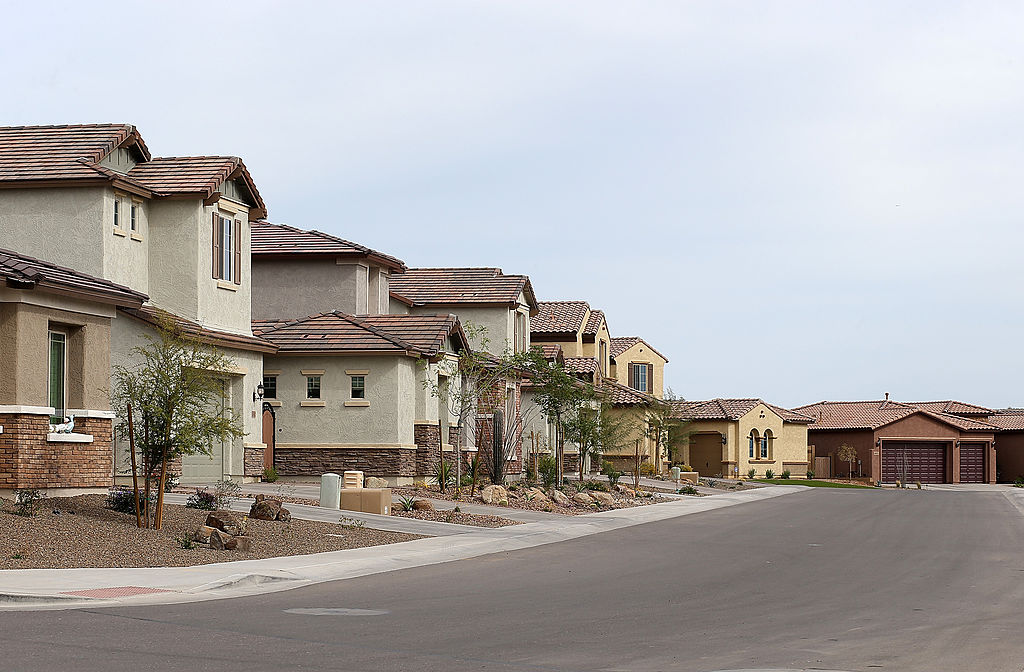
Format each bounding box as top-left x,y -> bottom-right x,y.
351,375 -> 365,399
630,363 -> 650,393
130,202 -> 138,232
212,213 -> 242,284
262,375 -> 277,400
306,375 -> 321,399
113,198 -> 121,229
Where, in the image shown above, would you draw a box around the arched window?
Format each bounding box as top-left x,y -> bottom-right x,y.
748,429 -> 760,458
762,429 -> 774,459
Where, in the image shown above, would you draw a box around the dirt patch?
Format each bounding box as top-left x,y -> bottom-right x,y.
391,509 -> 521,528
0,494 -> 423,570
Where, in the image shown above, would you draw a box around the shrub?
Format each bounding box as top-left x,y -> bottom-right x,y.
397,495 -> 417,512
678,484 -> 698,495
525,460 -> 538,485
582,480 -> 608,492
1015,477 -> 1024,488
639,462 -> 657,477
677,464 -> 694,472
13,489 -> 44,517
105,487 -> 151,514
185,487 -> 218,510
165,472 -> 180,491
781,470 -> 791,479
701,477 -> 717,488
433,459 -> 454,493
174,533 -> 195,549
806,470 -> 815,479
746,468 -> 756,479
213,479 -> 241,509
538,455 -> 558,489
262,467 -> 279,482
460,474 -> 473,486
764,469 -> 776,479
601,460 -> 621,487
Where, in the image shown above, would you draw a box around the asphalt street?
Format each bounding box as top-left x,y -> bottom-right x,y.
4,487 -> 1024,672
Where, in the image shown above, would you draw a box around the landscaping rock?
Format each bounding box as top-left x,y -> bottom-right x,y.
206,510 -> 247,536
277,507 -> 292,522
572,491 -> 594,505
615,484 -> 635,497
526,487 -> 548,503
411,499 -> 434,511
209,528 -> 232,550
194,525 -> 216,544
249,499 -> 282,521
480,485 -> 509,506
228,535 -> 252,552
551,490 -> 571,507
365,477 -> 388,488
590,491 -> 614,506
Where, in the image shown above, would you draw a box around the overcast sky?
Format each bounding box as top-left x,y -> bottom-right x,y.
4,1 -> 1023,408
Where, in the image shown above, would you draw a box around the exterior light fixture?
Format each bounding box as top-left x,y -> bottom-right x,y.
721,435 -> 727,445
254,383 -> 265,404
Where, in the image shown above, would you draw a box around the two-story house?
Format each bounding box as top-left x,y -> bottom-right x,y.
0,124 -> 274,486
609,336 -> 669,399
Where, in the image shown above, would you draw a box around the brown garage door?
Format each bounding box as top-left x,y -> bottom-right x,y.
882,442 -> 948,484
959,443 -> 985,483
689,434 -> 723,477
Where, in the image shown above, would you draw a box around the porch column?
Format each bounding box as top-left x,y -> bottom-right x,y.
952,440 -> 961,484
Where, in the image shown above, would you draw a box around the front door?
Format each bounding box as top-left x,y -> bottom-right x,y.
262,404 -> 275,471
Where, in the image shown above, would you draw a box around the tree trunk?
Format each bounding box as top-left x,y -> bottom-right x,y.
634,439 -> 641,491
127,402 -> 142,528
143,416 -> 151,528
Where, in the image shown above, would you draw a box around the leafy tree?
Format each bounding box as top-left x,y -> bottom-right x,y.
111,318 -> 243,529
837,443 -> 857,478
524,349 -> 595,485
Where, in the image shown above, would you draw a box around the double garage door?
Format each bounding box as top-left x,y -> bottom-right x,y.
882,442 -> 947,484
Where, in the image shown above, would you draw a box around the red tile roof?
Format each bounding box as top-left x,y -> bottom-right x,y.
795,400 -> 998,432
536,344 -> 562,361
908,400 -> 993,416
609,336 -> 669,363
250,221 -> 406,271
0,247 -> 148,306
0,124 -> 267,218
988,410 -> 1024,430
120,306 -> 277,353
582,309 -> 605,336
564,357 -> 599,375
254,311 -> 464,358
602,379 -> 657,406
671,398 -> 814,423
390,268 -> 538,311
532,301 -> 590,334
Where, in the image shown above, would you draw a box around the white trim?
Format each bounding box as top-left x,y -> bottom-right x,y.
300,369 -> 326,376
344,400 -> 370,407
0,405 -> 55,415
112,227 -> 128,237
130,233 -> 144,242
263,369 -> 282,376
47,432 -> 94,443
300,400 -> 326,407
216,280 -> 238,292
65,409 -> 116,419
345,369 -> 370,375
244,442 -> 268,449
264,400 -> 282,407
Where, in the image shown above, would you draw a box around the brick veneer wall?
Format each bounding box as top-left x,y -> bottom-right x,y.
0,413 -> 113,489
244,446 -> 264,477
275,446 -> 416,478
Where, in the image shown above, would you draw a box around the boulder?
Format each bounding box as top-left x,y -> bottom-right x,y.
590,491 -> 614,506
480,485 -> 509,506
526,487 -> 548,503
228,535 -> 252,552
411,499 -> 434,511
193,525 -> 216,544
615,484 -> 635,497
551,490 -> 571,507
572,491 -> 594,505
249,498 -> 282,521
206,510 -> 247,536
277,507 -> 292,522
364,477 -> 388,488
209,528 -> 232,550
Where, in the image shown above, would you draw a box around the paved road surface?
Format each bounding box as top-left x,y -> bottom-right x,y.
3,488 -> 1023,671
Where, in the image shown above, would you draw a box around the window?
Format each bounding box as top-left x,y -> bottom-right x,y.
113,199 -> 121,229
748,430 -> 760,459
130,202 -> 138,232
599,340 -> 607,376
351,375 -> 365,399
514,312 -> 528,353
212,213 -> 242,284
306,375 -> 321,399
48,331 -> 66,422
762,430 -> 773,459
262,375 -> 277,400
630,363 -> 648,393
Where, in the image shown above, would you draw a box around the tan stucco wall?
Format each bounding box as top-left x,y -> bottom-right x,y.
197,202 -> 252,335
0,187 -> 107,276
610,340 -> 667,398
252,259 -> 394,319
103,191 -> 150,294
411,299 -> 530,356
580,320 -> 611,377
680,409 -> 808,478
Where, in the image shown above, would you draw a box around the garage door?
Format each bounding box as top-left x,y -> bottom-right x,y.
959,443 -> 985,483
882,442 -> 948,484
689,434 -> 723,477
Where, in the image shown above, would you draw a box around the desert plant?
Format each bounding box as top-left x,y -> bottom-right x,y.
397,495 -> 417,512
460,474 -> 473,486
747,468 -> 756,479
106,487 -> 153,514
538,454 -> 558,489
806,469 -> 815,479
213,479 -> 241,509
174,533 -> 195,549
185,487 -> 217,510
13,489 -> 44,517
525,460 -> 538,486
601,460 -> 621,487
434,458 -> 454,494
764,469 -> 776,479
1014,477 -> 1024,488
701,477 -> 717,488
466,455 -> 481,495
677,464 -> 693,472
781,470 -> 791,479
582,480 -> 608,492
639,462 -> 657,477
678,484 -> 698,495
262,466 -> 279,482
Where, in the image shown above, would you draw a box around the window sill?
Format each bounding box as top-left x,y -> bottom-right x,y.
300,400 -> 325,407
344,400 -> 370,407
112,228 -> 127,237
216,280 -> 238,291
748,459 -> 776,463
47,432 -> 94,444
264,400 -> 282,407
130,233 -> 143,242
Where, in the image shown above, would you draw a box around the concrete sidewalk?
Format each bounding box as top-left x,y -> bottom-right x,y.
0,485 -> 804,612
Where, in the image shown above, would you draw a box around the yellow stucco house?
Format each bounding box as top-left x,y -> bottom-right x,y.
670,399 -> 814,479
609,336 -> 668,399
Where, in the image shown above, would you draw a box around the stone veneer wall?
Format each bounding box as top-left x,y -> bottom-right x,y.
244,446 -> 265,477
0,413 -> 113,489
414,423 -> 442,476
275,446 -> 416,478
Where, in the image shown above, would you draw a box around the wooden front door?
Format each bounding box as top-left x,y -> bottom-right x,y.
262,404 -> 275,471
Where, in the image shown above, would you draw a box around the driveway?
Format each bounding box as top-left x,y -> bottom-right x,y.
2,487 -> 1022,671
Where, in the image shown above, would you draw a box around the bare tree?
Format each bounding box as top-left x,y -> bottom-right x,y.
837,444 -> 857,479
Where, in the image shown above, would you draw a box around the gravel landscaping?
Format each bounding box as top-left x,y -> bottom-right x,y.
394,481 -> 668,516
392,509 -> 521,528
0,494 -> 424,570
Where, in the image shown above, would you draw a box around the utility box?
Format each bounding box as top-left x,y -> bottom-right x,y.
359,488 -> 391,515
343,470 -> 364,489
671,466 -> 681,481
320,472 -> 341,509
340,489 -> 361,513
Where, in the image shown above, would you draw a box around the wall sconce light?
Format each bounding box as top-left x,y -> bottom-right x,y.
875,439 -> 881,447
253,383 -> 265,404
721,435 -> 727,445
955,440 -> 960,448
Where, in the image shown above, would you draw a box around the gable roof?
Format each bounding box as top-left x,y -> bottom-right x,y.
988,410 -> 1024,431
250,221 -> 406,272
0,124 -> 267,218
253,311 -> 465,358
531,301 -> 590,334
389,268 -> 538,313
795,399 -> 998,432
602,379 -> 658,406
120,305 -> 277,353
564,357 -> 600,375
671,398 -> 814,424
582,309 -> 606,337
0,247 -> 147,306
907,400 -> 993,417
609,336 -> 669,363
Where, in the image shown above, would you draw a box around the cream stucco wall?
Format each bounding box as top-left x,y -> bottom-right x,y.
0,187 -> 107,276
252,259 -> 393,319
680,404 -> 809,478
580,320 -> 612,378
610,341 -> 667,398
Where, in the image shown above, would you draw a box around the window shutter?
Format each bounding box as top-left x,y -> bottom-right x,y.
212,213 -> 221,279
647,364 -> 654,393
628,363 -> 634,388
233,219 -> 242,284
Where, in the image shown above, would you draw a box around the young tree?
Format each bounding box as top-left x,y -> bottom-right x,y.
837,443 -> 857,479
111,318 -> 244,529
525,350 -> 595,485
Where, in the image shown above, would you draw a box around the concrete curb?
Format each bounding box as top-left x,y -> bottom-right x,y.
0,485 -> 804,611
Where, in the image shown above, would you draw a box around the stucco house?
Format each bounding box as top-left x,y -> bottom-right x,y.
253,311 -> 468,484
609,336 -> 669,399
797,398 -> 999,484
530,301 -> 613,377
0,248 -> 147,494
669,398 -> 814,479
987,409 -> 1024,482
0,124 -> 273,485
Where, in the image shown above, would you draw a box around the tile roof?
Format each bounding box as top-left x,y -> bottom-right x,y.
532,343 -> 563,361
0,247 -> 147,306
531,301 -> 590,334
0,124 -> 267,218
120,306 -> 277,353
907,400 -> 993,416
390,268 -> 538,311
253,311 -> 463,358
795,400 -> 998,432
582,309 -> 605,336
250,221 -> 406,271
987,410 -> 1024,430
609,336 -> 669,363
671,398 -> 814,424
564,357 -> 600,375
602,379 -> 658,406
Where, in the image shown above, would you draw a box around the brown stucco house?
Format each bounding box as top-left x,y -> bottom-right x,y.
797,398 -> 999,484
0,248 -> 146,494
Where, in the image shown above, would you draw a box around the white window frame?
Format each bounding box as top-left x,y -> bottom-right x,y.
220,215 -> 234,282
632,363 -> 647,393
306,375 -> 321,400
48,330 -> 67,422
130,201 -> 138,232
113,198 -> 121,230
350,375 -> 366,399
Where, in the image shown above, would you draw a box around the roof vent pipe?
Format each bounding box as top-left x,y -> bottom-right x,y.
885,392 -> 889,401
